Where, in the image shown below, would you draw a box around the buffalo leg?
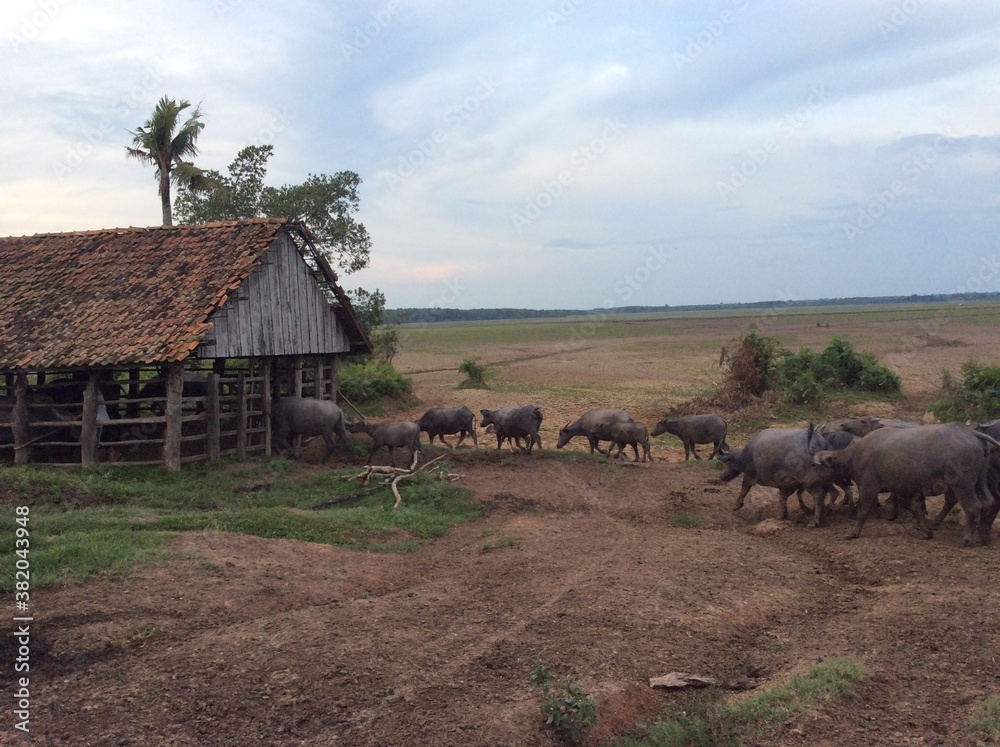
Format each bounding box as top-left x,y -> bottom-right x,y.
846,485 -> 882,539
683,442 -> 691,461
733,474 -> 755,511
808,485 -> 828,529
931,493 -> 958,529
690,442 -> 701,460
778,489 -> 793,521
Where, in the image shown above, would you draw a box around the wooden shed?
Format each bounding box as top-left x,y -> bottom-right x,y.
0,219 -> 372,469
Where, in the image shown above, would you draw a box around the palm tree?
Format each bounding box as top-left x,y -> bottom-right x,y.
125,96 -> 217,226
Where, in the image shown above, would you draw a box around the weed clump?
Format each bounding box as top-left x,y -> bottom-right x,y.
531,659 -> 598,744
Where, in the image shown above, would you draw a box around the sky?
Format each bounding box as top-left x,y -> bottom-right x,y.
2,1 -> 999,310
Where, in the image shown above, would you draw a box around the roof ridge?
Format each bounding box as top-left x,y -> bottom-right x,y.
11,218 -> 289,240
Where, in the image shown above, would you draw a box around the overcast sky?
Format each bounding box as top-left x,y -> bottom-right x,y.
3,1 -> 999,309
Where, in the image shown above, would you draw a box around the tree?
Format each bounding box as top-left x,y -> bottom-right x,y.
174,144 -> 381,329
125,96 -> 217,226
175,144 -> 372,275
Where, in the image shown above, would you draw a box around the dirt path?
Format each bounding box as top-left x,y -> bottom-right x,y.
20,449 -> 1000,746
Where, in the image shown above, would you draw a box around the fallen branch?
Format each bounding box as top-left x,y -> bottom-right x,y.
314,454 -> 451,510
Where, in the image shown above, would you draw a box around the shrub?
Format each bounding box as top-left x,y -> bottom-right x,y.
774,338 -> 899,399
457,357 -> 490,389
932,361 -> 1000,422
337,361 -> 412,405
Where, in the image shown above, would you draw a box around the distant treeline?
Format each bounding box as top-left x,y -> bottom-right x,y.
392,292 -> 1000,324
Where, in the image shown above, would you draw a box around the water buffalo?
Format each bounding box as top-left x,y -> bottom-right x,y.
556,409 -> 635,455
651,414 -> 728,460
480,405 -> 543,454
718,425 -> 835,527
595,421 -> 651,463
415,406 -> 477,447
348,420 -> 422,467
813,423 -> 999,545
271,397 -> 351,461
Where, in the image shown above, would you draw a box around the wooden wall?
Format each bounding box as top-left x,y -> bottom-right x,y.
199,232 -> 352,359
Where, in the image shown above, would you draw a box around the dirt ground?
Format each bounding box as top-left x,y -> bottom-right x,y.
10,312 -> 1000,746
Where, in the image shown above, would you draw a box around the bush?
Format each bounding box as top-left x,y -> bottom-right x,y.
932,361 -> 1000,422
337,360 -> 412,405
695,332 -> 900,414
774,338 -> 900,402
457,357 -> 490,389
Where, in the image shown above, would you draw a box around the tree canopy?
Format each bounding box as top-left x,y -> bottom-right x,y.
174,144 -> 372,274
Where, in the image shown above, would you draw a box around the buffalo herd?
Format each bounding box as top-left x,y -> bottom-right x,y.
273,397 -> 1000,548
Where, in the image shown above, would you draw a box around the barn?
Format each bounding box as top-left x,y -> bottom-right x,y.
0,219 -> 372,469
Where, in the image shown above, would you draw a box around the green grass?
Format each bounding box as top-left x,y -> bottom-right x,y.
0,459 -> 481,590
617,659 -> 869,747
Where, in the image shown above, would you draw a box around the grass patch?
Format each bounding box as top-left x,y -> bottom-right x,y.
670,514 -> 698,528
968,695 -> 1000,744
478,534 -> 519,553
0,460 -> 481,591
617,659 -> 868,747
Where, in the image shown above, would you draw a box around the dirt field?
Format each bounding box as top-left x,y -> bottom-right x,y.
12,308 -> 1000,745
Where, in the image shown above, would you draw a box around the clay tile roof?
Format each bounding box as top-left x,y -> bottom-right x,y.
0,219 -> 289,370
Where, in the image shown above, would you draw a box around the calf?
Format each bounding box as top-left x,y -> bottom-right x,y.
595,421 -> 651,463
348,419 -> 423,467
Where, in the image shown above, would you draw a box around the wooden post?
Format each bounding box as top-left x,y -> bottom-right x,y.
80,374 -> 99,469
163,361 -> 184,472
12,373 -> 30,466
126,367 -> 141,419
292,354 -> 304,397
206,372 -> 221,461
327,355 -> 338,400
262,359 -> 272,457
236,371 -> 248,459
313,359 -> 324,398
